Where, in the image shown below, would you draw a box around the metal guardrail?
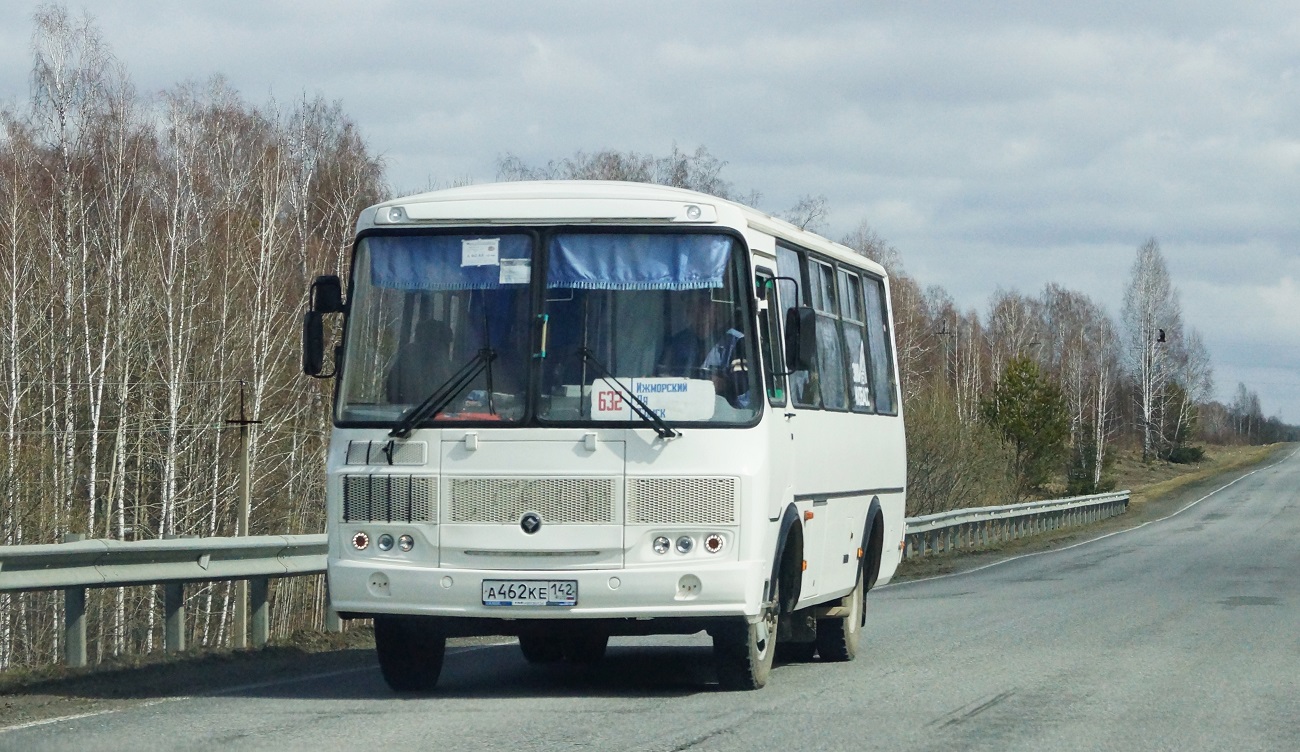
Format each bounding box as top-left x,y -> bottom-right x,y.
903,490 -> 1130,559
0,534 -> 328,667
0,491 -> 1130,669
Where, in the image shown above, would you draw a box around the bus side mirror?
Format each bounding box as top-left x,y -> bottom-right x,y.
784,306 -> 817,372
312,275 -> 345,313
303,311 -> 326,376
304,274 -> 344,378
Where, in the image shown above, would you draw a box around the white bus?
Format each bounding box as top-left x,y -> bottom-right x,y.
302,181 -> 906,691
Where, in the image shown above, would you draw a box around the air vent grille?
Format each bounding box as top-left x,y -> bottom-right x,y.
627,477 -> 738,525
342,474 -> 437,523
345,440 -> 426,466
447,477 -> 616,524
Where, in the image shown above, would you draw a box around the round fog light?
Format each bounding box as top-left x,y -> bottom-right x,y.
377,533 -> 395,551
652,536 -> 671,555
351,532 -> 369,550
398,534 -> 414,552
704,533 -> 724,554
675,536 -> 694,554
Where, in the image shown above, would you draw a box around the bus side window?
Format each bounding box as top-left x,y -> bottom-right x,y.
863,275 -> 898,415
810,259 -> 848,410
755,270 -> 786,406
777,245 -> 820,408
839,270 -> 874,414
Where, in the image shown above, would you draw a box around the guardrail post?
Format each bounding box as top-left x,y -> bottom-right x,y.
325,580 -> 342,633
251,577 -> 270,647
164,582 -> 185,653
61,533 -> 88,667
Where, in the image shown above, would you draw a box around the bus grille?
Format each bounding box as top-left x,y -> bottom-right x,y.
626,477 -> 738,525
447,477 -> 616,524
345,440 -> 426,465
343,474 -> 437,523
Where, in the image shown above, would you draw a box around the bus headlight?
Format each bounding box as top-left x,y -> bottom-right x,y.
652,536 -> 671,555
377,533 -> 395,552
675,536 -> 694,554
398,534 -> 414,552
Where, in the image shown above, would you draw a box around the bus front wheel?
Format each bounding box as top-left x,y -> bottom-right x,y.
712,582 -> 779,690
375,615 -> 446,692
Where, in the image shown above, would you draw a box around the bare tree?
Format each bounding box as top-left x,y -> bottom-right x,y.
985,288 -> 1042,382
1120,238 -> 1182,459
782,193 -> 827,233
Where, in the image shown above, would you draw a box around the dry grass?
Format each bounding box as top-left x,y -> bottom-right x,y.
1116,444 -> 1280,505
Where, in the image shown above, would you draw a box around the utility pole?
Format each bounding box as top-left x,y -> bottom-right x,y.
226,381 -> 261,648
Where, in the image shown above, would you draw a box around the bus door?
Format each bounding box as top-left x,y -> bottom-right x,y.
756,268 -> 795,524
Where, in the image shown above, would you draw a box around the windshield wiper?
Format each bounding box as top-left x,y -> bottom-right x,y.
577,347 -> 679,439
389,348 -> 497,438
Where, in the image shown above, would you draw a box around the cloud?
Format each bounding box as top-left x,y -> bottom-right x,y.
2,0 -> 1298,420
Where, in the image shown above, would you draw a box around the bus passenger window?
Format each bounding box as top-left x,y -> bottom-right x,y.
863,276 -> 898,414
839,270 -> 873,414
810,260 -> 847,410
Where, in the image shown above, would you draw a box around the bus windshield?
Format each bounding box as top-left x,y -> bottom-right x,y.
337,230 -> 759,427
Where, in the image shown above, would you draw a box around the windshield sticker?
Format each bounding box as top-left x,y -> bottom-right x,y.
590,378 -> 715,422
499,258 -> 530,284
461,238 -> 499,267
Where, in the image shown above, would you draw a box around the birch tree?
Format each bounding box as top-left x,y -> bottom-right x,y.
1120,239 -> 1182,459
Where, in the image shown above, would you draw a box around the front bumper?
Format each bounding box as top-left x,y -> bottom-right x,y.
329,557 -> 767,623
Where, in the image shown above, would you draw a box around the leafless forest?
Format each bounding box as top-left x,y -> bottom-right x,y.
0,8 -> 383,669
1,8 -> 1289,671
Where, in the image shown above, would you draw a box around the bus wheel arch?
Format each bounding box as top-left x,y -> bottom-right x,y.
770,504 -> 805,614
863,499 -> 885,592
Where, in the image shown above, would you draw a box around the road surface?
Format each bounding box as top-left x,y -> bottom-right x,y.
4,449 -> 1297,751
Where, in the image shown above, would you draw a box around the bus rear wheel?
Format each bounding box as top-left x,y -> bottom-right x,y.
815,574 -> 863,662
713,582 -> 779,690
374,615 -> 446,692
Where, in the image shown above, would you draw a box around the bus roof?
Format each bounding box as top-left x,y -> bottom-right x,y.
359,181 -> 888,278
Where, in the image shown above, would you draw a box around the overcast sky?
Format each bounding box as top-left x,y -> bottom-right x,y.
2,1 -> 1297,421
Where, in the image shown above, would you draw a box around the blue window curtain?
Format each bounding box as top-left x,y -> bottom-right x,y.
548,233 -> 732,290
368,234 -> 533,290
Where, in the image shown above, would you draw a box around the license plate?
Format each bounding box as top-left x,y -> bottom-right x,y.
482,579 -> 578,607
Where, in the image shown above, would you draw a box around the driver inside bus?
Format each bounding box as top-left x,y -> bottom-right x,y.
385,316 -> 453,405
659,291 -> 750,409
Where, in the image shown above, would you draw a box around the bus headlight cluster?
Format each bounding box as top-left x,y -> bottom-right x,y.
351,530 -> 416,554
650,533 -> 726,555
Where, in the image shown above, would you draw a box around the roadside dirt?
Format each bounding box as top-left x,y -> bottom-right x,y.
1,442 -> 1290,729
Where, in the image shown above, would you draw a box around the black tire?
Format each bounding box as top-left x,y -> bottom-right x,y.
713,582 -> 779,690
374,615 -> 446,692
815,574 -> 863,662
518,632 -> 565,664
562,632 -> 609,664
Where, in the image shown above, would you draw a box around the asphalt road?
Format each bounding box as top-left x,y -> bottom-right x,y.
4,449 -> 1297,751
